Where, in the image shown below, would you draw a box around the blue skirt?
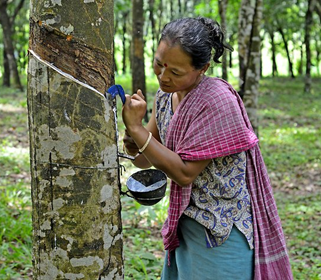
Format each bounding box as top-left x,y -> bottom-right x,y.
161,215 -> 254,280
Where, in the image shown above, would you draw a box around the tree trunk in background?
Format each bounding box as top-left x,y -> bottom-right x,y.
157,0 -> 164,38
2,49 -> 10,86
316,38 -> 321,76
178,0 -> 182,16
268,30 -> 278,77
304,0 -> 316,93
132,0 -> 148,122
149,0 -> 157,67
122,12 -> 129,75
170,0 -> 174,19
277,25 -> 295,78
0,0 -> 23,90
27,0 -> 124,279
219,0 -> 228,81
238,0 -> 263,136
299,44 -> 304,75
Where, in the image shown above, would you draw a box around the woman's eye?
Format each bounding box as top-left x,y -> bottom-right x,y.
172,72 -> 179,76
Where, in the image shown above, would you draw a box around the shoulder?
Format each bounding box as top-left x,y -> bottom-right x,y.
194,77 -> 240,110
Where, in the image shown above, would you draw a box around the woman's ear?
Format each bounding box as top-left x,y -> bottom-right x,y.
201,63 -> 210,74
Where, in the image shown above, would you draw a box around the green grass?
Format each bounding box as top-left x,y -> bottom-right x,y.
275,192 -> 321,280
259,77 -> 321,279
0,76 -> 320,279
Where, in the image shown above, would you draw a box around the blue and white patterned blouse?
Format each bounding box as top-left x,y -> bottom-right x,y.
155,89 -> 254,249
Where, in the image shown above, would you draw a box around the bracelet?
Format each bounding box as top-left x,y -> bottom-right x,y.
139,132 -> 152,153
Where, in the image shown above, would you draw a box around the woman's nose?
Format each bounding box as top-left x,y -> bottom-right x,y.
159,68 -> 170,82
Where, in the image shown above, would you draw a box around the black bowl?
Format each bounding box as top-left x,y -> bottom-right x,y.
126,169 -> 167,206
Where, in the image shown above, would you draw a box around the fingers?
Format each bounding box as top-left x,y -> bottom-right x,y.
131,89 -> 145,101
123,129 -> 139,155
123,89 -> 145,106
136,89 -> 145,99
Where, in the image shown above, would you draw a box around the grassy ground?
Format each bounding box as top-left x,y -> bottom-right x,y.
0,76 -> 320,279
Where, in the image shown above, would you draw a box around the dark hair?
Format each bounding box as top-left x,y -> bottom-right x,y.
160,17 -> 233,69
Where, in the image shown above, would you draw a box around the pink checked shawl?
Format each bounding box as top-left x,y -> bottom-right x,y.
161,77 -> 293,279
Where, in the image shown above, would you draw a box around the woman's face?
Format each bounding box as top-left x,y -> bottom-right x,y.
153,40 -> 205,94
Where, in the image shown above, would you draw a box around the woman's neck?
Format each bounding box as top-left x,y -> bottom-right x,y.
176,75 -> 204,100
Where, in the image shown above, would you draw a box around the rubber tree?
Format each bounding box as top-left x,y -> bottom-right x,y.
131,0 -> 147,121
238,0 -> 263,136
27,0 -> 124,279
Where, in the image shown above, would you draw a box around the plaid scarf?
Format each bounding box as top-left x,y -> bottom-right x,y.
161,77 -> 293,279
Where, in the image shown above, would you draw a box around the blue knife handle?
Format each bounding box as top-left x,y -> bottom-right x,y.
106,85 -> 126,104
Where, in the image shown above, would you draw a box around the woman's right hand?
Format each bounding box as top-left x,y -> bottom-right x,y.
123,129 -> 139,156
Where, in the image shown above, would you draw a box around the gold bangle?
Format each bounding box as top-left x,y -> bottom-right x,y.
139,132 -> 152,153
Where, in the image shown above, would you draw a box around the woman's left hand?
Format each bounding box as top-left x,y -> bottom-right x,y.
122,89 -> 147,133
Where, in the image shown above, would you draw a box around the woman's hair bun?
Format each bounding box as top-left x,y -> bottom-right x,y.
197,17 -> 233,63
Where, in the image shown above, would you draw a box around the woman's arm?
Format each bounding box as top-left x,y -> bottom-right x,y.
122,94 -> 161,169
122,90 -> 211,186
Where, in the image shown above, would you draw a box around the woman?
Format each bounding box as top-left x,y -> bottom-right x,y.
122,17 -> 293,280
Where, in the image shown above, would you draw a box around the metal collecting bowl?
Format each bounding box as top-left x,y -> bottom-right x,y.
126,169 -> 167,206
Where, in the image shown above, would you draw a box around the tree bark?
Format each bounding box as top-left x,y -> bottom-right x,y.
27,1 -> 123,279
132,0 -> 147,121
238,0 -> 263,136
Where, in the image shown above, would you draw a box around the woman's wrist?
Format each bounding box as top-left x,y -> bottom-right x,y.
126,124 -> 145,138
139,132 -> 152,153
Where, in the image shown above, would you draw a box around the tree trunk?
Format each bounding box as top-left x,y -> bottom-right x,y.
122,12 -> 129,75
218,0 -> 229,81
299,44 -> 304,75
157,0 -> 164,38
178,0 -> 182,16
132,0 -> 147,121
316,37 -> 320,76
170,0 -> 174,20
304,0 -> 316,93
238,0 -> 263,136
277,25 -> 295,78
0,0 -> 23,91
268,30 -> 278,77
2,49 -> 10,87
27,1 -> 124,279
149,0 -> 157,67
